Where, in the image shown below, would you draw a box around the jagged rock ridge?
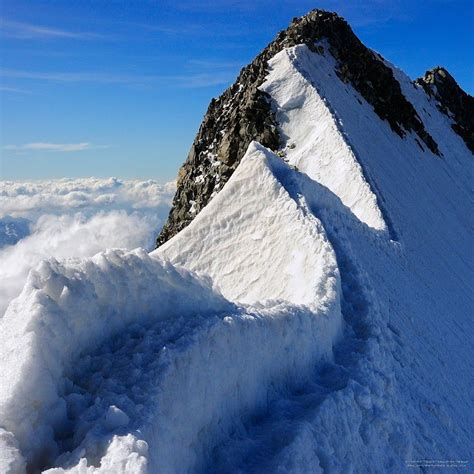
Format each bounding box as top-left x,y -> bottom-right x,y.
416,67 -> 474,152
156,9 -> 468,247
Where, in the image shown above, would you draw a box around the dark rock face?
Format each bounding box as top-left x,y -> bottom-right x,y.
416,67 -> 474,153
156,9 -> 440,247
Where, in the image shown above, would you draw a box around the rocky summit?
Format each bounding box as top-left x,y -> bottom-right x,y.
416,66 -> 474,152
156,9 -> 472,247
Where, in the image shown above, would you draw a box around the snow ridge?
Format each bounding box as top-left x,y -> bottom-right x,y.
205,163 -> 405,472
157,142 -> 341,308
1,145 -> 344,473
260,45 -> 389,235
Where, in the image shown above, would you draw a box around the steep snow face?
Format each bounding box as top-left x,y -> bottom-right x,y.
202,44 -> 473,472
275,43 -> 472,309
156,142 -> 340,309
259,44 -> 388,234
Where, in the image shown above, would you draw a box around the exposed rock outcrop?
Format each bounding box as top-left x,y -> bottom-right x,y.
157,9 -> 442,246
416,67 -> 474,152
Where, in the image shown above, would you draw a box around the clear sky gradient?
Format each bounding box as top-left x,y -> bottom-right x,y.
1,0 -> 473,181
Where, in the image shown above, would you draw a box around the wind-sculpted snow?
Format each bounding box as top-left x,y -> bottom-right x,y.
259,44 -> 389,235
0,249 -> 232,471
0,178 -> 175,316
205,44 -> 473,472
157,142 -> 341,308
42,301 -> 339,474
0,149 -> 343,473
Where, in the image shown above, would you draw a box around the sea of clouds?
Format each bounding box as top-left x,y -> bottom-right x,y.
0,177 -> 175,315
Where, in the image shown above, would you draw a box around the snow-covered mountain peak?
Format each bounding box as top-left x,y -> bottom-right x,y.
0,9 -> 472,474
155,8 -> 474,246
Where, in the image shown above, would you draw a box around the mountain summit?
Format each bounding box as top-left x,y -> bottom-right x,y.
156,9 -> 472,246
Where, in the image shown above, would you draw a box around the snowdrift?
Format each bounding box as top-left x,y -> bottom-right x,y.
157,142 -> 341,308
0,145 -> 343,473
0,249 -> 232,470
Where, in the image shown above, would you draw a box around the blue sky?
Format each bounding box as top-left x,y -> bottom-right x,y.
1,0 -> 473,181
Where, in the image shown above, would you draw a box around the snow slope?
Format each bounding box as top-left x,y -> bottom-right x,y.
0,249 -> 231,470
0,39 -> 472,474
157,142 -> 341,308
206,45 -> 473,472
259,44 -> 388,234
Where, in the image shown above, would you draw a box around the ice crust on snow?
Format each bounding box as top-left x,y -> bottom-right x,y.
0,41 -> 473,474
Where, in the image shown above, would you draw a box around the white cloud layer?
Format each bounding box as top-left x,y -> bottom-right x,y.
0,177 -> 175,315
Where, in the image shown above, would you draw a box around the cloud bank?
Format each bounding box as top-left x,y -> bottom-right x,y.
0,177 -> 175,315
